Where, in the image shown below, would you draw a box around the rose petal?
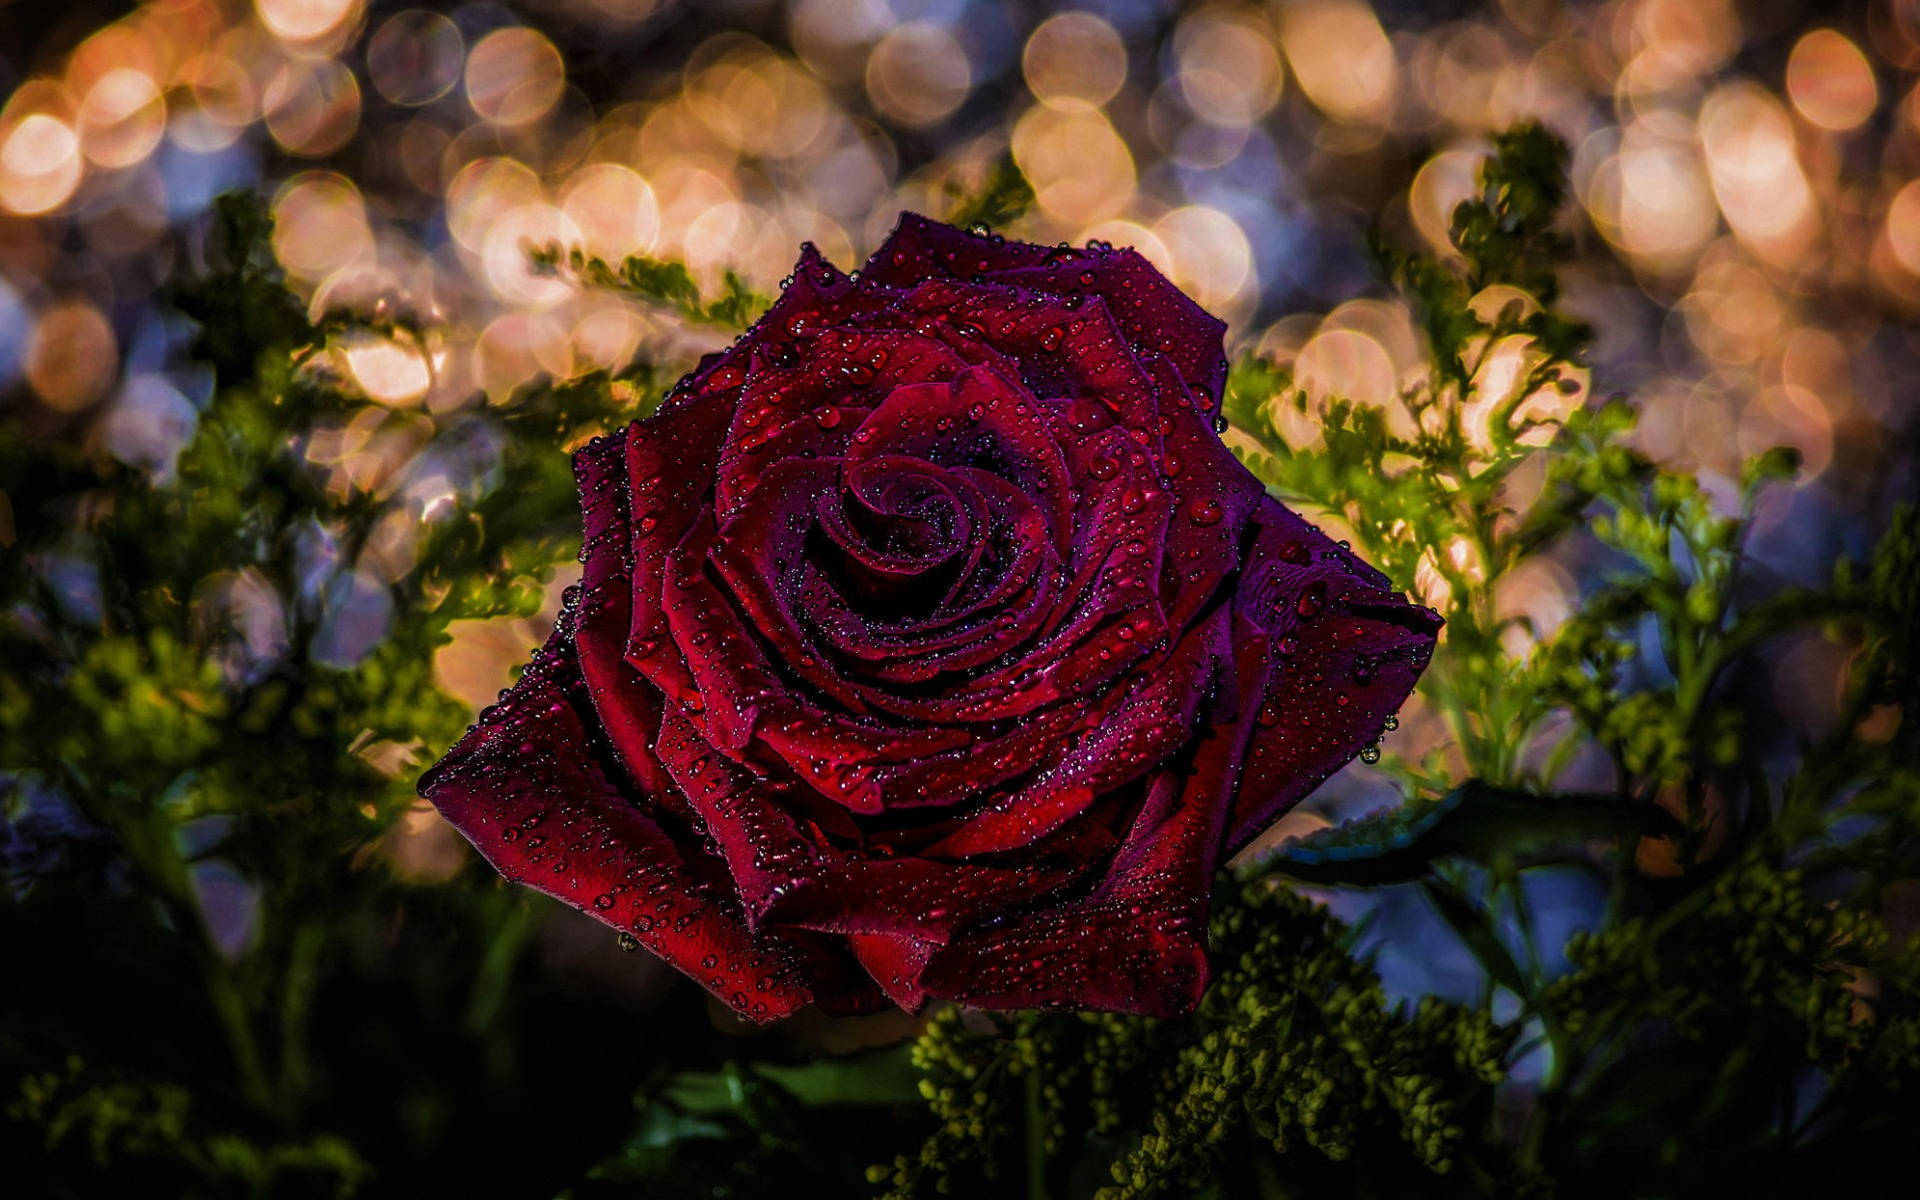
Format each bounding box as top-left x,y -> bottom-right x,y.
850,366 -> 1074,552
847,932 -> 939,1012
915,748 -> 1219,1017
655,243 -> 866,416
1224,500 -> 1442,853
858,214 -> 1228,405
894,280 -> 1166,436
419,608 -> 822,1021
715,327 -> 973,522
654,705 -> 1092,938
859,212 -> 1061,284
925,604 -> 1228,854
989,249 -> 1228,408
912,597 -> 1263,1017
801,467 -> 1059,682
1146,356 -> 1265,631
623,392 -> 734,739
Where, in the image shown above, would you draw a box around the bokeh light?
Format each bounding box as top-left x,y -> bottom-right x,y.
256,0 -> 362,47
1279,0 -> 1396,125
867,24 -> 972,128
0,112 -> 83,216
1013,105 -> 1135,224
1024,13 -> 1127,110
465,28 -> 565,129
366,10 -> 466,108
1787,29 -> 1879,131
26,300 -> 118,411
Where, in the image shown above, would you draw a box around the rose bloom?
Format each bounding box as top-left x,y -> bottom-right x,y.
422,216 -> 1438,1021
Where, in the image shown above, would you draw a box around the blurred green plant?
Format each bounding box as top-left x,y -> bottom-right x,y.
0,194 -> 674,1196
4,127 -> 1917,1200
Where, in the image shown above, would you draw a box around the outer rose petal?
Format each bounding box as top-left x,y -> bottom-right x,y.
655,244 -> 869,417
572,428 -> 665,790
922,599 -> 1225,857
620,391 -> 732,738
418,608 -> 823,1020
1224,499 -> 1443,854
1147,356 -> 1265,630
859,213 -> 1229,403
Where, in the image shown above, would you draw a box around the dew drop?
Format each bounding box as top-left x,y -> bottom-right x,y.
1295,581 -> 1326,618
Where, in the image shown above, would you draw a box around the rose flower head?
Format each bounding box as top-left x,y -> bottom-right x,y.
421,215 -> 1440,1021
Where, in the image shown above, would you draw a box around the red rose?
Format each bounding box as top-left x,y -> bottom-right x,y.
421,215 -> 1439,1020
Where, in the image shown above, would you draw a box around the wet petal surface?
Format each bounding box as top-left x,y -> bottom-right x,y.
422,213 -> 1439,1021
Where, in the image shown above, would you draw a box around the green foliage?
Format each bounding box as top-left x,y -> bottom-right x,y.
574,1052 -> 922,1200
10,1057 -> 369,1197
944,151 -> 1036,233
1267,782 -> 1681,888
3,195 -> 653,1195
873,884 -> 1520,1200
533,241 -> 772,330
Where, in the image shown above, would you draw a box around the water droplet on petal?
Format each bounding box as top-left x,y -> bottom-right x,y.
1295,581 -> 1326,618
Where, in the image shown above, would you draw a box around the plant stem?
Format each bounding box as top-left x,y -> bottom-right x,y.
1024,1064 -> 1050,1200
278,918 -> 323,1106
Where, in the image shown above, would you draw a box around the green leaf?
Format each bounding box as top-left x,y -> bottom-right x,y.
664,1045 -> 923,1112
1254,782 -> 1683,887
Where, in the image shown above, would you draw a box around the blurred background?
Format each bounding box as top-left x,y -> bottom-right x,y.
3,0 -> 1916,706
2,0 -> 1916,1194
4,0 -> 1916,667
